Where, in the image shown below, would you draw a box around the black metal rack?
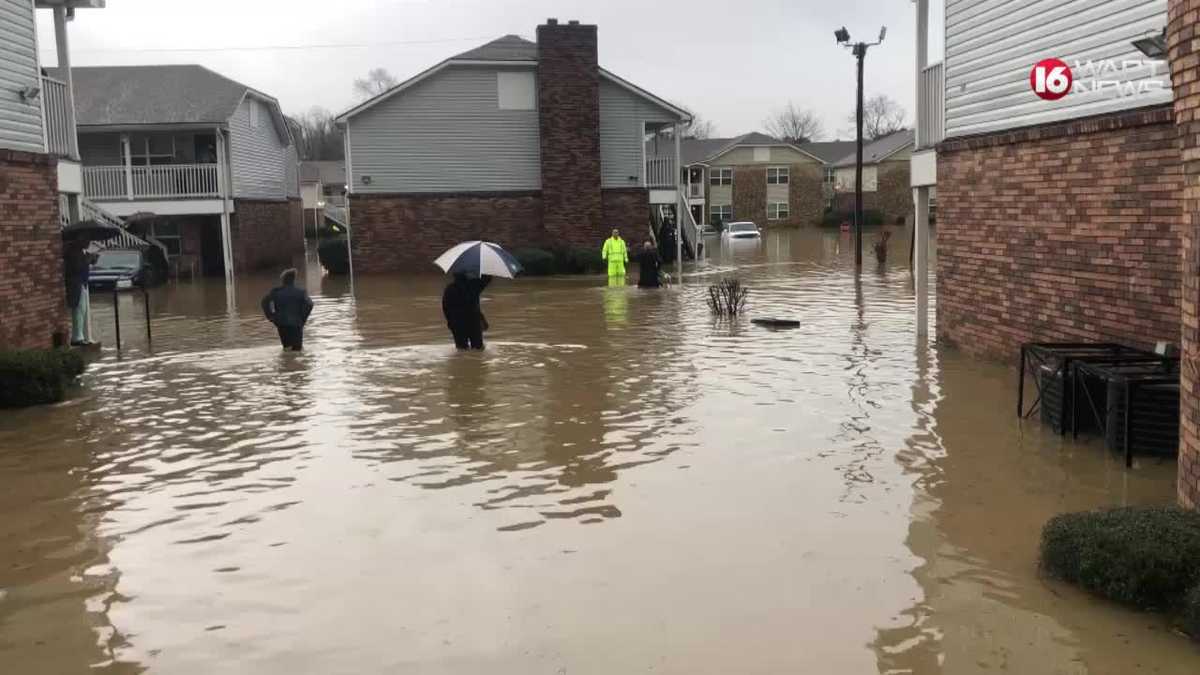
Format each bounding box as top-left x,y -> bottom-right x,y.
1070,359 -> 1180,467
1017,343 -> 1162,433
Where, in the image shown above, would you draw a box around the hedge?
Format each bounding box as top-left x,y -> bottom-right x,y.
1040,506 -> 1200,610
513,247 -> 606,276
821,209 -> 883,227
318,237 -> 350,275
1184,584 -> 1200,640
0,349 -> 86,408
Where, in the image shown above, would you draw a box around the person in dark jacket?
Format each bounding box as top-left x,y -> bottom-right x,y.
442,273 -> 492,350
636,241 -> 662,288
261,268 -> 313,351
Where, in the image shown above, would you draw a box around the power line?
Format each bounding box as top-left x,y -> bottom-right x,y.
41,35 -> 500,55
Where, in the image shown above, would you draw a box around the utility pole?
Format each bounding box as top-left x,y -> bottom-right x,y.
835,26 -> 886,270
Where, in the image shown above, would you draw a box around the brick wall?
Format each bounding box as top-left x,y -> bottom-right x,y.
1170,0 -> 1200,510
876,161 -> 913,225
936,105 -> 1183,364
0,149 -> 67,350
602,188 -> 650,243
537,20 -> 603,247
733,167 -> 766,225
231,198 -> 304,274
786,164 -> 825,226
349,192 -> 544,273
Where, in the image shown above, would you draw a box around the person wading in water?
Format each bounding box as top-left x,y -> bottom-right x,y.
261,268 -> 313,351
601,228 -> 628,281
442,273 -> 492,350
635,240 -> 662,288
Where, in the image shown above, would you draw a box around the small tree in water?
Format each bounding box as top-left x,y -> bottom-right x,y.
707,278 -> 748,317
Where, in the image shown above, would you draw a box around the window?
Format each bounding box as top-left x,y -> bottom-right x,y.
149,221 -> 182,257
710,168 -> 732,186
824,167 -> 835,184
497,71 -> 536,110
767,167 -> 789,185
249,99 -> 260,128
753,147 -> 770,162
710,204 -> 733,225
768,202 -> 790,220
125,134 -> 176,166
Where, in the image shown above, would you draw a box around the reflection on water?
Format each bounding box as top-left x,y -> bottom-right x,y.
1,227 -> 1197,673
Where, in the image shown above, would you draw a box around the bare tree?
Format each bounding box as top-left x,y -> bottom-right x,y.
845,95 -> 907,140
681,114 -> 715,140
353,67 -> 398,100
292,107 -> 344,161
763,102 -> 825,144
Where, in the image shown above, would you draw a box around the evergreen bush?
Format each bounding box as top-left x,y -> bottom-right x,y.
317,237 -> 350,275
0,349 -> 87,408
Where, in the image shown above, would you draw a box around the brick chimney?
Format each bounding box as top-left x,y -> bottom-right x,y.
536,19 -> 602,246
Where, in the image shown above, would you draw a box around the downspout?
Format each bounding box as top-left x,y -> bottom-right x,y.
216,126 -> 235,286
343,119 -> 355,288
675,122 -> 683,281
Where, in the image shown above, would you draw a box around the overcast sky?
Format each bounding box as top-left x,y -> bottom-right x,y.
38,0 -> 940,140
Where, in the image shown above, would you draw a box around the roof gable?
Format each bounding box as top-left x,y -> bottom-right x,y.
681,132 -> 823,165
832,129 -> 915,167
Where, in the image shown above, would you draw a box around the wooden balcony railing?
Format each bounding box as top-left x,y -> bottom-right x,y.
83,163 -> 221,200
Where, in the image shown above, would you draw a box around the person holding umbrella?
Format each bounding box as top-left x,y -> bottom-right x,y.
60,221 -> 122,347
433,241 -> 522,351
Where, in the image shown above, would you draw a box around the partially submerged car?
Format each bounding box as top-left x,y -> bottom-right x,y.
722,221 -> 761,240
88,248 -> 166,291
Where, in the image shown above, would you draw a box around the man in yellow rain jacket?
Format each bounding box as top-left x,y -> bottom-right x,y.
601,229 -> 629,279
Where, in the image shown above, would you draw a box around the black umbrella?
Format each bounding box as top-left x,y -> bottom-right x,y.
61,220 -> 124,242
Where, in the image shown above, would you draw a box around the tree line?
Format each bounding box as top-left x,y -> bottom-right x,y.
290,67 -> 910,161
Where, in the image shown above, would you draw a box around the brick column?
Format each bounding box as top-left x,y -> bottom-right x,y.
1170,0 -> 1200,509
536,19 -> 602,248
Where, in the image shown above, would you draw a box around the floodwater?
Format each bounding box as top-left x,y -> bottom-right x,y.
1,228 -> 1196,674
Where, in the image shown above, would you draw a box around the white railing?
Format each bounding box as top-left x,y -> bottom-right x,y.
917,61 -> 944,149
41,76 -> 77,159
75,198 -> 168,257
677,187 -> 701,260
83,163 -> 221,200
687,182 -> 704,199
645,157 -> 676,188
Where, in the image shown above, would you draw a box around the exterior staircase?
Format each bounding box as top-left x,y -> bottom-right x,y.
74,198 -> 169,258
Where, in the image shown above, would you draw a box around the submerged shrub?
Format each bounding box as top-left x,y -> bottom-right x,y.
1184,585 -> 1200,639
707,278 -> 748,317
1040,506 -> 1200,610
512,248 -> 556,276
0,349 -> 87,408
317,237 -> 350,275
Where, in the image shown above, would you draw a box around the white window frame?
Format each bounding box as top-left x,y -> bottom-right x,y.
710,204 -> 733,223
767,202 -> 790,220
497,71 -> 536,110
710,168 -> 732,186
125,133 -> 176,166
148,221 -> 183,257
767,166 -> 790,185
823,167 -> 835,184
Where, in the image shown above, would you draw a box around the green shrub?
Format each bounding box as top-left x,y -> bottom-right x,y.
1183,585 -> 1200,639
509,246 -> 605,276
0,349 -> 87,408
821,209 -> 884,227
513,248 -> 557,276
1040,506 -> 1200,610
318,237 -> 350,275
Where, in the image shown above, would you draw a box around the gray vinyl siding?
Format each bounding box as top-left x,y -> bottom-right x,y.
229,96 -> 289,199
709,184 -> 732,205
712,146 -> 821,166
284,144 -> 299,198
944,0 -> 1170,138
599,79 -> 678,188
767,184 -> 789,203
0,0 -> 43,153
78,132 -> 122,165
348,65 -> 541,193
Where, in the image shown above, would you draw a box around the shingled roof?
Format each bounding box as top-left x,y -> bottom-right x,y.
54,65 -> 289,141
831,130 -> 914,168
451,35 -> 537,61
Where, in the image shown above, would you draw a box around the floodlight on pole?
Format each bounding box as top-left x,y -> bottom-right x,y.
837,25 -> 887,269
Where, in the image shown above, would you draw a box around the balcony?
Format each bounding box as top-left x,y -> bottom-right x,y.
916,61 -> 944,150
645,157 -> 677,188
83,163 -> 221,201
41,76 -> 77,159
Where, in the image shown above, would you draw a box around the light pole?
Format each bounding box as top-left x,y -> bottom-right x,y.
835,25 -> 886,269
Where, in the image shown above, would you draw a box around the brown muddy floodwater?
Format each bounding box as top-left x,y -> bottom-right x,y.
1,228 -> 1197,674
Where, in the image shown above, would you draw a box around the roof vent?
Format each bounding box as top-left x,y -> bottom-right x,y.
546,18 -> 558,25
568,20 -> 579,25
